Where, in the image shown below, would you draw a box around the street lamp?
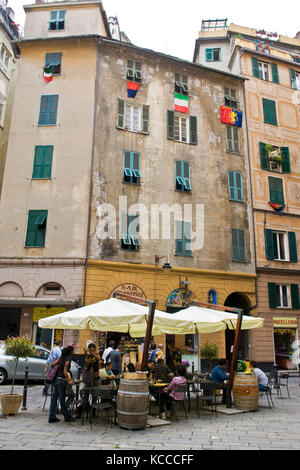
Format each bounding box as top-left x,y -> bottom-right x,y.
154,254 -> 172,270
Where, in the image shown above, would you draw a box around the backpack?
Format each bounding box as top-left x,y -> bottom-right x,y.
45,361 -> 60,384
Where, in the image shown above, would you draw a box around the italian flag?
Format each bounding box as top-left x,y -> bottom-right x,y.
43,64 -> 53,83
174,92 -> 189,114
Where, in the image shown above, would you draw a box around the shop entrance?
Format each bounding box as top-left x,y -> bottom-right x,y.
224,293 -> 251,364
0,307 -> 22,340
274,328 -> 297,370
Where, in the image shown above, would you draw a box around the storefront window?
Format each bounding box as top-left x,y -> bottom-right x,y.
274,327 -> 297,369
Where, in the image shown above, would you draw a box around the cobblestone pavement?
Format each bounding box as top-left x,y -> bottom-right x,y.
0,380 -> 300,450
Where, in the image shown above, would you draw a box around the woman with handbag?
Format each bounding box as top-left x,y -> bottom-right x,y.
48,346 -> 76,423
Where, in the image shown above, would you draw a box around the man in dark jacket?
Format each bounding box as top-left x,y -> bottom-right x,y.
109,345 -> 123,375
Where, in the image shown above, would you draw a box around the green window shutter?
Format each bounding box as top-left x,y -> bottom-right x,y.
228,171 -> 235,200
269,177 -> 284,204
290,69 -> 297,89
268,282 -> 277,308
184,222 -> 192,256
25,210 -> 47,247
175,220 -> 184,255
231,229 -> 246,262
117,99 -> 125,129
264,229 -> 274,260
259,142 -> 269,170
281,147 -> 291,174
205,49 -> 213,62
32,146 -> 53,179
271,63 -> 279,84
228,172 -> 243,201
183,162 -> 191,191
262,98 -> 277,125
291,284 -> 300,309
189,116 -> 197,145
142,105 -> 149,134
38,95 -> 58,125
288,232 -> 298,262
251,57 -> 260,78
167,110 -> 174,140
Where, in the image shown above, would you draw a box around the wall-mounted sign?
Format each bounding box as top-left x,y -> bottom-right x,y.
110,284 -> 146,300
273,317 -> 297,328
256,30 -> 279,41
33,307 -> 66,322
166,288 -> 193,308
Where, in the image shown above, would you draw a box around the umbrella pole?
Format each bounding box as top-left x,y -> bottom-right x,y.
141,301 -> 156,371
227,309 -> 243,408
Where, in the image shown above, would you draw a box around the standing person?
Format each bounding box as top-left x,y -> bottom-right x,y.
210,359 -> 229,405
109,344 -> 123,375
102,340 -> 115,364
42,340 -> 63,396
155,344 -> 165,363
83,343 -> 101,386
250,361 -> 270,391
48,346 -> 75,423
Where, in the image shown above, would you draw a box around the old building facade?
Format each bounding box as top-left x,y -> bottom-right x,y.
195,20 -> 300,370
0,0 -> 111,349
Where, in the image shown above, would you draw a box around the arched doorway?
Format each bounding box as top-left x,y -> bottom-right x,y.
224,292 -> 251,363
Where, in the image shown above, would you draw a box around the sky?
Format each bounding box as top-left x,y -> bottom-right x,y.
7,0 -> 300,62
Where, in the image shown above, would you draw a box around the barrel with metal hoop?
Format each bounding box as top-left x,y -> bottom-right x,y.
117,372 -> 149,430
233,372 -> 259,411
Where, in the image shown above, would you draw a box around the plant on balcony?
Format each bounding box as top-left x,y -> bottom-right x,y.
265,144 -> 282,162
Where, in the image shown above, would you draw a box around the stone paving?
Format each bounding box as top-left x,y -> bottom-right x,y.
0,379 -> 300,450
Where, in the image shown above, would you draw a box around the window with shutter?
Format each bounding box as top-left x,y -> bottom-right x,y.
175,220 -> 192,256
288,232 -> 298,262
231,228 -> 246,262
120,214 -> 140,251
271,63 -> 280,84
226,126 -> 240,153
290,69 -> 300,90
175,161 -> 191,192
45,53 -> 62,75
268,282 -> 277,308
205,48 -> 221,61
291,284 -> 300,309
126,60 -> 142,83
49,10 -> 66,31
174,73 -> 189,95
224,87 -> 238,109
269,177 -> 284,204
25,210 -> 48,247
228,171 -> 243,202
117,101 -> 149,134
123,151 -> 141,184
38,95 -> 59,126
262,98 -> 277,125
32,146 -> 53,179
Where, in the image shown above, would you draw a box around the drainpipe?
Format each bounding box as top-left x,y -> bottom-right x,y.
82,39 -> 101,307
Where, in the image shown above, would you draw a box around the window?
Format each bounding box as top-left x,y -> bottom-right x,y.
123,151 -> 141,184
262,98 -> 277,126
0,45 -> 9,75
175,161 -> 191,192
252,58 -> 279,84
226,126 -> 240,153
224,87 -> 238,109
49,10 -> 66,31
290,69 -> 300,90
293,56 -> 300,64
269,177 -> 284,204
228,171 -> 243,202
259,143 -> 290,173
32,146 -> 53,179
38,95 -> 59,126
205,48 -> 221,62
45,53 -> 62,75
231,228 -> 246,262
265,229 -> 297,262
25,210 -> 48,247
0,94 -> 6,127
120,214 -> 140,251
269,283 -> 300,309
175,73 -> 188,95
167,111 -> 197,144
175,221 -> 192,256
117,99 -> 149,134
126,60 -> 142,82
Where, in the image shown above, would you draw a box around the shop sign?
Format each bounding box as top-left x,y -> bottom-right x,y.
33,307 -> 66,322
110,283 -> 146,300
273,317 -> 297,328
54,329 -> 64,344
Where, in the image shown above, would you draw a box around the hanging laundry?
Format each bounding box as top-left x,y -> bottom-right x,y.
174,92 -> 189,114
220,105 -> 242,127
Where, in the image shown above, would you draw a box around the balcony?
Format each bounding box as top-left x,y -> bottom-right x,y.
0,7 -> 21,40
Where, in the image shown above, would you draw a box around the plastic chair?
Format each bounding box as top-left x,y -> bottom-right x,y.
170,384 -> 188,420
89,389 -> 113,429
195,381 -> 217,417
279,373 -> 291,398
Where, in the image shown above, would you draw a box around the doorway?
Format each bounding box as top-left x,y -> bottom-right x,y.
0,307 -> 22,340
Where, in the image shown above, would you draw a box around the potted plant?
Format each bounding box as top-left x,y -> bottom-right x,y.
0,336 -> 35,416
266,144 -> 282,162
200,341 -> 219,372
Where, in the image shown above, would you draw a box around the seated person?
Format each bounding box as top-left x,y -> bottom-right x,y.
250,361 -> 270,391
99,361 -> 116,379
127,363 -> 136,373
147,359 -> 155,379
153,358 -> 173,383
211,359 -> 229,405
160,365 -> 187,419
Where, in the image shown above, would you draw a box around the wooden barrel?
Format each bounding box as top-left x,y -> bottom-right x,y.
117,374 -> 149,430
233,372 -> 259,411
